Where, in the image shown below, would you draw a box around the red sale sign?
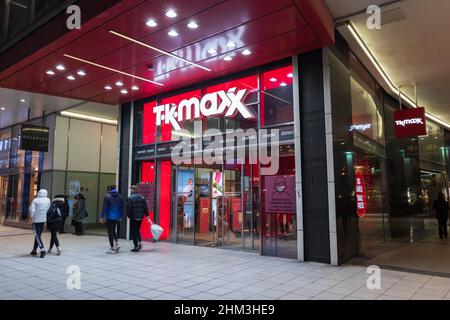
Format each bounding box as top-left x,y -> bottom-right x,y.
394,107 -> 427,138
355,171 -> 367,218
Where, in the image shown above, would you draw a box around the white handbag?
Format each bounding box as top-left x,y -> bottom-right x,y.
147,217 -> 164,240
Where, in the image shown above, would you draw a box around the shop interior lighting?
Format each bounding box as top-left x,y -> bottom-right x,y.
64,54 -> 164,86
109,30 -> 212,72
168,29 -> 179,37
187,21 -> 199,29
61,111 -> 118,125
346,21 -> 450,129
165,9 -> 177,18
146,19 -> 157,27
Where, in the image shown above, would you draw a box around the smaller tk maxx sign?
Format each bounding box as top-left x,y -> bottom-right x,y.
394,107 -> 427,138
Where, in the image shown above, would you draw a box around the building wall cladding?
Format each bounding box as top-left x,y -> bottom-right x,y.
298,49 -> 331,264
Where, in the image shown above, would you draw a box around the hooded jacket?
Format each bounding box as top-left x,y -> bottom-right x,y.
127,192 -> 149,220
46,197 -> 67,229
30,189 -> 51,223
101,189 -> 124,220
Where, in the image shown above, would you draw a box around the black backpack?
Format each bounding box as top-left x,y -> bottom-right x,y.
47,204 -> 62,224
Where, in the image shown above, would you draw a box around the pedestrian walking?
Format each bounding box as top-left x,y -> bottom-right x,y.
100,185 -> 124,253
127,185 -> 149,252
433,192 -> 449,239
47,195 -> 66,255
29,189 -> 51,258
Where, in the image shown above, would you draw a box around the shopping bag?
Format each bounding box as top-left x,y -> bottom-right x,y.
147,217 -> 164,240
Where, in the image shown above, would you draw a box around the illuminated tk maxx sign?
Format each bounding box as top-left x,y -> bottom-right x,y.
153,88 -> 254,130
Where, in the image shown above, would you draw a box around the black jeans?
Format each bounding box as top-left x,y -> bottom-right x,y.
438,217 -> 448,238
74,221 -> 84,235
130,219 -> 143,248
49,228 -> 60,249
106,219 -> 121,248
59,217 -> 66,233
32,223 -> 45,251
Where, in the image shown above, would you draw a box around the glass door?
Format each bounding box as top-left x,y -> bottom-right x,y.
221,164 -> 243,250
195,166 -> 216,246
175,166 -> 195,244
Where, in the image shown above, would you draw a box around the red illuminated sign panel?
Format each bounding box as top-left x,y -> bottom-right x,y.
355,171 -> 367,218
394,107 -> 427,138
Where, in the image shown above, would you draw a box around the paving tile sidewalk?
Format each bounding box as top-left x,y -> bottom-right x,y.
0,227 -> 449,300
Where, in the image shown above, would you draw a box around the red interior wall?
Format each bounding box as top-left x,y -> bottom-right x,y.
159,161 -> 171,240
140,161 -> 155,240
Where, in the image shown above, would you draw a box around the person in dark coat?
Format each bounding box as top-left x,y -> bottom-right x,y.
100,185 -> 124,253
127,185 -> 149,252
57,195 -> 70,234
73,193 -> 87,236
47,195 -> 66,255
433,192 -> 449,239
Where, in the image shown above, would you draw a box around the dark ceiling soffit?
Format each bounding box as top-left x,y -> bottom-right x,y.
0,0 -> 121,73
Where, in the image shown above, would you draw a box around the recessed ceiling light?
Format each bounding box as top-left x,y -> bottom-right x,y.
146,19 -> 157,27
166,9 -> 177,18
287,73 -> 293,78
280,82 -> 287,87
121,89 -> 128,94
168,29 -> 178,37
56,65 -> 65,71
1,107 -> 5,111
104,85 -> 112,90
20,99 -> 26,102
187,21 -> 198,29
242,49 -> 252,55
226,41 -> 236,48
270,77 -> 277,82
77,70 -> 86,76
131,85 -> 139,91
223,56 -> 233,61
67,75 -> 75,80
207,48 -> 217,54
115,81 -> 123,86
46,70 -> 55,75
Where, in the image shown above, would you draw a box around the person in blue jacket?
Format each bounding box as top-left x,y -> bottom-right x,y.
100,185 -> 124,253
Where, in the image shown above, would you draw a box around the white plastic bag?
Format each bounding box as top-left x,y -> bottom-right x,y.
148,217 -> 164,240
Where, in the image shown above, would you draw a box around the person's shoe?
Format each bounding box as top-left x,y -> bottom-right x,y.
138,243 -> 142,251
30,250 -> 37,256
131,247 -> 139,252
40,250 -> 47,258
48,248 -> 53,254
107,247 -> 116,254
56,248 -> 62,256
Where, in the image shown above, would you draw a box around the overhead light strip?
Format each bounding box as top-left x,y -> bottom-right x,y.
346,21 -> 450,129
60,111 -> 118,125
109,30 -> 212,72
63,54 -> 164,87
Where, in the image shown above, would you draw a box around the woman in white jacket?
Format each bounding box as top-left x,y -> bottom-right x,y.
29,189 -> 51,258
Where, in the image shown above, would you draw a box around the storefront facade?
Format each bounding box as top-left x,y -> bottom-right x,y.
118,35 -> 450,265
127,61 -> 299,259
